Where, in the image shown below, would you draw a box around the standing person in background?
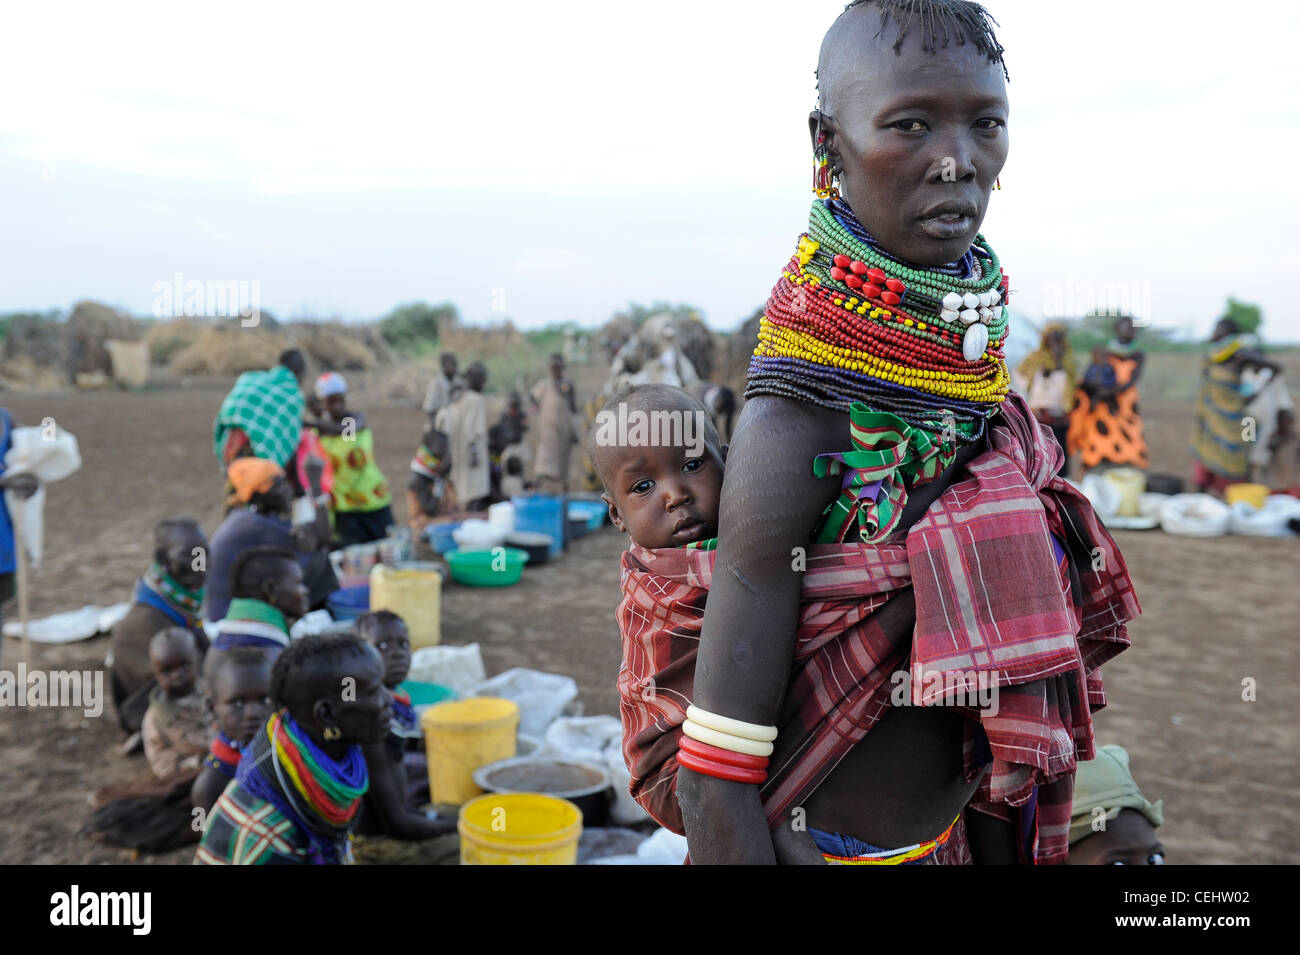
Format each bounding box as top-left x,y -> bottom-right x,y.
529,353 -> 578,493
213,349 -> 306,473
0,407 -> 39,666
1015,324 -> 1076,475
1068,316 -> 1148,473
1191,318 -> 1281,495
436,362 -> 490,510
422,353 -> 462,430
310,372 -> 395,547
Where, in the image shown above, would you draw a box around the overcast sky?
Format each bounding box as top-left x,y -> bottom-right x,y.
2,0 -> 1297,343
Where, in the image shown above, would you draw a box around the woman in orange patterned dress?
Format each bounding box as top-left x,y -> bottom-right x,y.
1068,316 -> 1148,471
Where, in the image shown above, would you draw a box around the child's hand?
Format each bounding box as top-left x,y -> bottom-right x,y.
771,819 -> 827,865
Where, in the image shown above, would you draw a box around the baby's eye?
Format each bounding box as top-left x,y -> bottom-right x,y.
683,459 -> 704,473
974,118 -> 1005,130
631,479 -> 653,495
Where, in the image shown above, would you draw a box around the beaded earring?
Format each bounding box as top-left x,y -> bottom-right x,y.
813,122 -> 840,200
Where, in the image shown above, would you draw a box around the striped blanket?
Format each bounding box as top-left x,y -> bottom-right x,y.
617,393 -> 1138,863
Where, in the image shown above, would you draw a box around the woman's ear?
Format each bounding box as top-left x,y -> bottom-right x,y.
312,697 -> 336,732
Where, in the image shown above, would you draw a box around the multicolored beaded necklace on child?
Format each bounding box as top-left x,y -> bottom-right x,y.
745,198 -> 1011,448
205,731 -> 242,779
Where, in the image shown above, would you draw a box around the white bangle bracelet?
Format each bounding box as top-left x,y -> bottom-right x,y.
680,719 -> 775,757
686,705 -> 778,742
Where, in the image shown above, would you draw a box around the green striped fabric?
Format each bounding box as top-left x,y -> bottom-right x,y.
212,365 -> 305,468
812,402 -> 959,545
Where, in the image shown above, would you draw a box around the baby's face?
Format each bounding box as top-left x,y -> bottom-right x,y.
602,442 -> 723,549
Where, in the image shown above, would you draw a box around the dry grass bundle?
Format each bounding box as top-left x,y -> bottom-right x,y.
291,322 -> 380,372
0,355 -> 69,391
144,319 -> 206,365
440,321 -> 525,358
168,326 -> 291,376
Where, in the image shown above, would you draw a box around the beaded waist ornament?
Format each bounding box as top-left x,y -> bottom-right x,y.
745,198 -> 1011,448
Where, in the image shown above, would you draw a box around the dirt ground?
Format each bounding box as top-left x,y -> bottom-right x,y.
0,378 -> 1296,864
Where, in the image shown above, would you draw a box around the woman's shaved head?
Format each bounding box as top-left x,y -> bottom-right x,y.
810,0 -> 1010,267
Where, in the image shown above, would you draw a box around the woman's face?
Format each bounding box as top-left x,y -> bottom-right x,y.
331,646 -> 392,744
162,526 -> 208,592
817,28 -> 1009,266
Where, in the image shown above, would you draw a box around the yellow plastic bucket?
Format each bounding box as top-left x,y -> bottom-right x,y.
1225,483 -> 1270,510
458,792 -> 583,865
422,697 -> 519,806
369,563 -> 442,650
1103,468 -> 1147,517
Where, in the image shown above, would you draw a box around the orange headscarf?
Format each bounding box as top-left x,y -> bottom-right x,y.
227,457 -> 284,505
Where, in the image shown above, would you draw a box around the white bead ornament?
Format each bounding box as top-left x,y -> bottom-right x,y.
978,307 -> 993,324
962,322 -> 989,361
940,308 -> 959,322
959,308 -> 980,325
943,292 -> 964,311
962,292 -> 981,309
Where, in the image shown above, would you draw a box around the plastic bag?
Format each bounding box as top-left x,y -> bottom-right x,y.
470,667 -> 579,739
408,643 -> 486,696
1228,495 -> 1300,537
1160,494 -> 1231,537
540,716 -> 652,824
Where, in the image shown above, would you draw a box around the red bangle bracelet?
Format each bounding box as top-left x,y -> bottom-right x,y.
676,749 -> 768,785
678,734 -> 770,771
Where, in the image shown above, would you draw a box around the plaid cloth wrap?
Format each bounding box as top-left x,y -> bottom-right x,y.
212,365 -> 305,469
616,392 -> 1138,864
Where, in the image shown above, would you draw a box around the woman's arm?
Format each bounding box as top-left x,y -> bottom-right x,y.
678,397 -> 847,864
361,742 -> 456,840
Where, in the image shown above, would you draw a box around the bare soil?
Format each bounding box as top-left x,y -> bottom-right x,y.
0,376 -> 1295,864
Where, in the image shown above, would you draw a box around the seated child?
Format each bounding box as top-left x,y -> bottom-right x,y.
210,548 -> 309,663
1066,744 -> 1165,865
190,648 -> 274,817
351,610 -> 458,864
407,426 -> 456,536
141,628 -> 211,778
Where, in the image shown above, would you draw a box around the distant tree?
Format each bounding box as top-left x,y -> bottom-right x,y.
1220,297 -> 1263,336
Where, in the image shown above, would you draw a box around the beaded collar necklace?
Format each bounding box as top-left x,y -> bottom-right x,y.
745,199 -> 1010,446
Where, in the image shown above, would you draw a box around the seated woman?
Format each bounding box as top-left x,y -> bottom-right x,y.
110,517 -> 208,737
205,458 -> 335,622
195,633 -> 392,865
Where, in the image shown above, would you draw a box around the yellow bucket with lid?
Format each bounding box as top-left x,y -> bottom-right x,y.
458,792 -> 583,865
422,697 -> 519,806
369,563 -> 442,650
